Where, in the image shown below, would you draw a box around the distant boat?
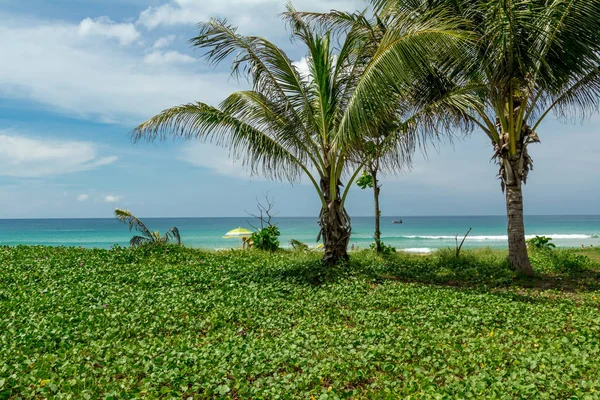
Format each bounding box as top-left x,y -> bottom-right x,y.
392,219 -> 403,224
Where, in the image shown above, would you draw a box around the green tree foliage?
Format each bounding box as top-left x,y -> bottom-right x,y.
370,240 -> 396,255
526,235 -> 556,250
356,171 -> 374,189
291,9 -> 469,254
132,5 -> 467,265
290,239 -> 309,251
369,0 -> 600,275
250,226 -> 281,252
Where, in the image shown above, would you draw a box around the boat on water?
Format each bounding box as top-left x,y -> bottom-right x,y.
392,219 -> 403,224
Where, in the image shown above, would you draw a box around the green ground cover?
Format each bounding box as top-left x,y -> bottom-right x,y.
1,245 -> 599,399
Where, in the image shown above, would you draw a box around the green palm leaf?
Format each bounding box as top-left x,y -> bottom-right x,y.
162,227 -> 181,245
114,208 -> 153,240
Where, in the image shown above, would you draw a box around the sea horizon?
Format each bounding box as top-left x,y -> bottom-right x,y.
1,213 -> 599,220
1,215 -> 598,252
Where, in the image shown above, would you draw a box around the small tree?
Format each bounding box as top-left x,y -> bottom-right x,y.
354,132 -> 411,253
247,193 -> 280,252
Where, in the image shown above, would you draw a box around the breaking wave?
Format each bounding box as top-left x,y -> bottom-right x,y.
398,234 -> 593,241
400,248 -> 434,253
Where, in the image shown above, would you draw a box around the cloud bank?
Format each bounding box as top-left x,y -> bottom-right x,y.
0,16 -> 239,124
0,132 -> 117,178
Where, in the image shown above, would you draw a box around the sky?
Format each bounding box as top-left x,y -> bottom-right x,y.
0,0 -> 598,219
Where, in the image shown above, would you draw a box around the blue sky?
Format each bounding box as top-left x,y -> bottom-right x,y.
0,0 -> 598,218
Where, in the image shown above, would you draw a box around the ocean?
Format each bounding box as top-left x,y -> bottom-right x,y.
0,215 -> 598,252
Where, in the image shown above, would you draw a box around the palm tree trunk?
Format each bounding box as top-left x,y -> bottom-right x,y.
504,158 -> 534,276
371,169 -> 382,253
319,176 -> 351,265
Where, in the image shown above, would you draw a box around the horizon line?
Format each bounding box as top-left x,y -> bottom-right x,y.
1,214 -> 599,221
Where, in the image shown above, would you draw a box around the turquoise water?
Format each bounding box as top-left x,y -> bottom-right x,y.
1,216 -> 598,252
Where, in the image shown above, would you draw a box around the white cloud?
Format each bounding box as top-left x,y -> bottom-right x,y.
178,142 -> 254,179
0,16 -> 239,124
153,34 -> 176,48
104,195 -> 122,203
292,57 -> 311,80
138,0 -> 211,29
143,50 -> 195,65
77,194 -> 90,201
78,16 -> 140,46
0,1 -> 365,125
0,132 -> 118,178
137,0 -> 365,32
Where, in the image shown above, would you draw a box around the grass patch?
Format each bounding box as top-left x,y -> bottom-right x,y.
576,247 -> 600,263
1,245 -> 599,398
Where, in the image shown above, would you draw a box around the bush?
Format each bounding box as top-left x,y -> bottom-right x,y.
370,241 -> 396,255
368,247 -> 515,286
526,235 -> 556,250
250,226 -> 280,252
530,248 -> 593,274
289,239 -> 309,251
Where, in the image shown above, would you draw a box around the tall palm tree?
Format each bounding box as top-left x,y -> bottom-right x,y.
368,0 -> 600,275
132,6 -> 466,264
115,209 -> 181,247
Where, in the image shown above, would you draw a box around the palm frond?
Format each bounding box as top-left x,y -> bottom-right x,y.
132,102 -> 304,182
191,18 -> 317,134
114,209 -> 153,239
338,7 -> 473,146
162,227 -> 181,245
130,236 -> 152,247
282,5 -> 372,38
220,91 -> 324,174
532,65 -> 600,129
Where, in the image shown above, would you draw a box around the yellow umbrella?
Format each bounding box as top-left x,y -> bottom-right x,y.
223,227 -> 254,248
222,227 -> 253,239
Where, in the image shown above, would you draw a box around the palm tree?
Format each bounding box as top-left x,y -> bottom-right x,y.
132,6 -> 466,264
368,0 -> 600,275
290,9 -> 468,254
114,208 -> 181,247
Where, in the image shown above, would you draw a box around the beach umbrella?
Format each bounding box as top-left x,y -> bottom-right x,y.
222,227 -> 253,239
223,227 -> 254,248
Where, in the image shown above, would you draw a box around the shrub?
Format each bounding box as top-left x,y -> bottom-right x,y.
289,239 -> 309,251
370,241 -> 396,255
250,226 -> 280,252
526,235 -> 556,250
530,249 -> 593,274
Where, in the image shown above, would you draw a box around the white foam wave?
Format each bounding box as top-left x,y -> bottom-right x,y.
400,248 -> 434,253
399,234 -> 592,241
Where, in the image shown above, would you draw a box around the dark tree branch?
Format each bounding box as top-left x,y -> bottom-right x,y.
455,227 -> 472,258
246,191 -> 279,230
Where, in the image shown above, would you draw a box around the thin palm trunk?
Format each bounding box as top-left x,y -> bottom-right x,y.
319,176 -> 351,264
506,182 -> 533,275
504,154 -> 534,276
371,168 -> 382,253
496,116 -> 537,276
